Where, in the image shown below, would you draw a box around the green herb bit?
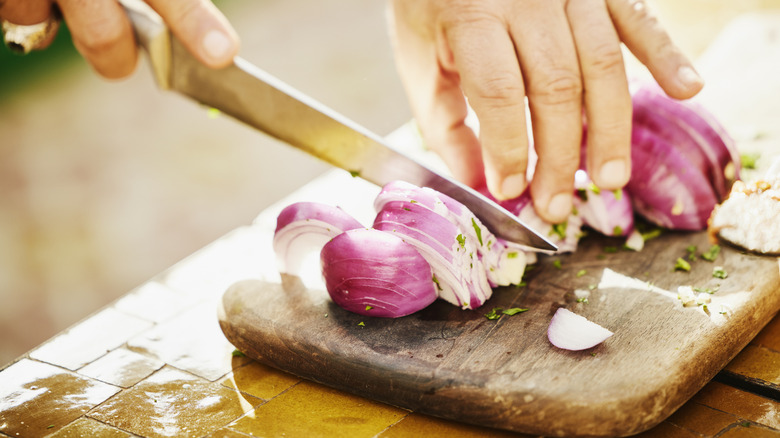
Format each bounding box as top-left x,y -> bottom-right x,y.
471,218 -> 484,246
507,251 -> 518,259
432,274 -> 443,291
409,200 -> 418,203
576,297 -> 589,303
503,307 -> 529,315
640,228 -> 663,241
613,189 -> 622,201
740,153 -> 760,170
358,321 -> 365,326
674,257 -> 691,272
456,234 -> 466,248
603,246 -> 618,253
207,107 -> 221,119
686,245 -> 698,261
576,269 -> 587,278
588,284 -> 597,290
348,170 -> 361,178
517,281 -> 528,287
485,308 -> 502,320
713,266 -> 728,279
613,226 -> 623,236
588,182 -> 601,194
231,349 -> 246,358
551,221 -> 568,240
487,240 -> 494,250
701,245 -> 721,262
47,425 -> 55,429
402,207 -> 411,211
597,254 -> 606,260
552,259 -> 562,269
590,352 -> 597,357
365,305 -> 373,311
576,188 -> 588,201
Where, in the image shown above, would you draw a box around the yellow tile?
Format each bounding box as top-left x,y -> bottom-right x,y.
114,281 -> 194,324
717,422 -> 780,438
206,428 -> 250,438
724,345 -> 780,385
78,347 -> 164,388
752,314 -> 780,352
220,361 -> 300,400
127,303 -> 249,381
378,412 -> 527,438
88,366 -> 262,438
631,421 -> 701,438
0,359 -> 119,437
30,307 -> 152,370
666,400 -> 737,436
47,417 -> 132,437
692,381 -> 780,430
230,380 -> 408,438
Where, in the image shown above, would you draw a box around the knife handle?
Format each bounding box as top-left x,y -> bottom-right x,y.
120,0 -> 172,89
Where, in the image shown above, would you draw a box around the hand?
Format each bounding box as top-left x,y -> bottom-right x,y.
0,0 -> 239,79
388,0 -> 704,223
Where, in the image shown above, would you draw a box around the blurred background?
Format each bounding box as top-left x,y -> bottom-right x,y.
1,0 -> 779,366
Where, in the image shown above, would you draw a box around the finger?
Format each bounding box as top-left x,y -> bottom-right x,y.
387,2 -> 484,188
0,0 -> 52,24
607,0 -> 703,99
444,12 -> 529,201
58,0 -> 137,79
146,0 -> 239,69
567,0 -> 631,190
510,1 -> 582,223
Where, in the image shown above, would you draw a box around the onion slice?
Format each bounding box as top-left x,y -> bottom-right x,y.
273,202 -> 364,275
547,308 -> 614,351
320,228 -> 437,317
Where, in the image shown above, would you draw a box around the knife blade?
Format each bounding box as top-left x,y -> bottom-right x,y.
122,0 -> 556,251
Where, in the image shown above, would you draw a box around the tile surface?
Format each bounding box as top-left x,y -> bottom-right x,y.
219,361 -> 300,401
47,417 -> 133,438
78,347 -> 164,388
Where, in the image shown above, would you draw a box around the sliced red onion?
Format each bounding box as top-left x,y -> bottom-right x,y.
320,228 -> 437,317
547,308 -> 614,351
573,170 -> 634,237
273,202 -> 364,275
627,124 -> 719,230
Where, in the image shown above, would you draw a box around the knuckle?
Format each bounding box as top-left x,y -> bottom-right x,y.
528,70 -> 582,107
471,74 -> 524,108
587,44 -> 625,76
78,17 -> 128,54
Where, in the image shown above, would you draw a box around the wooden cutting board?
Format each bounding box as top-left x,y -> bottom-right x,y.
218,14 -> 780,438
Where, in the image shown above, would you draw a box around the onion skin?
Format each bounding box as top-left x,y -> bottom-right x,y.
320,228 -> 437,317
273,202 -> 364,275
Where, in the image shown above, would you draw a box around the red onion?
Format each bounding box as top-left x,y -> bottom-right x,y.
547,308 -> 614,351
320,228 -> 437,317
273,202 -> 364,275
573,170 -> 634,237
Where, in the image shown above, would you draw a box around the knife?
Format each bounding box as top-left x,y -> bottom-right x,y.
122,0 -> 556,251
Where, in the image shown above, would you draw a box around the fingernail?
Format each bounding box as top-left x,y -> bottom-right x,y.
546,193 -> 573,221
598,158 -> 629,189
676,65 -> 704,90
499,173 -> 527,200
202,29 -> 232,63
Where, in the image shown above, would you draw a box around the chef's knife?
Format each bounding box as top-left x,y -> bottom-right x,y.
122,0 -> 556,251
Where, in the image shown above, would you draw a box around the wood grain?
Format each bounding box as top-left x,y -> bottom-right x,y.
219,210 -> 780,437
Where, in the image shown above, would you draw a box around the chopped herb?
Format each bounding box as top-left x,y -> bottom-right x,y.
487,240 -> 493,250
553,259 -> 562,269
471,218 -> 484,246
674,257 -> 691,272
588,284 -> 597,290
576,269 -> 587,278
47,425 -> 55,429
410,200 -> 418,203
686,245 -> 698,261
551,222 -> 567,240
613,189 -> 622,201
502,308 -> 529,316
576,188 -> 588,201
365,305 -> 373,311
403,207 -> 411,211
358,321 -> 365,326
588,182 -> 601,194
613,225 -> 623,236
207,107 -> 221,119
456,234 -> 466,248
701,245 -> 721,262
485,308 -> 502,320
576,297 -> 589,303
432,274 -> 443,291
713,266 -> 728,279
740,421 -> 751,427
740,153 -> 760,170
641,228 -> 663,241
603,246 -> 618,253
597,254 -> 606,260
348,170 -> 361,178
507,251 -> 518,259
231,349 -> 246,357
590,352 -> 597,357
517,281 -> 528,287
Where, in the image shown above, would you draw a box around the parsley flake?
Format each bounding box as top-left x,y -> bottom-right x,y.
613,226 -> 623,236
471,218 -> 484,246
740,153 -> 760,170
456,234 -> 466,248
358,321 -> 365,326
432,274 -> 443,291
613,189 -> 622,200
553,259 -> 562,269
365,305 -> 373,311
576,269 -> 587,277
348,170 -> 361,178
701,245 -> 721,262
674,258 -> 691,272
713,266 -> 728,279
232,349 -> 246,358
502,307 -> 529,315
589,182 -> 601,194
507,251 -> 518,259
551,221 -> 567,240
576,297 -> 589,303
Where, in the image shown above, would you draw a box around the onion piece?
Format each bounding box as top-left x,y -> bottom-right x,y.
573,170 -> 634,237
320,228 -> 437,317
273,202 -> 364,275
547,308 -> 614,351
